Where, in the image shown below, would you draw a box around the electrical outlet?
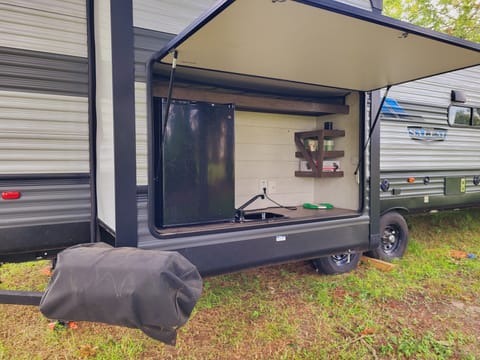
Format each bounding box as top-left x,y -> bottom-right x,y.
259,179 -> 268,193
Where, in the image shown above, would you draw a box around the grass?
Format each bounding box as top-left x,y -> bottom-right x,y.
1,208 -> 480,359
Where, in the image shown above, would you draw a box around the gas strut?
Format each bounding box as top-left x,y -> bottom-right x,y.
354,86 -> 391,176
161,50 -> 178,147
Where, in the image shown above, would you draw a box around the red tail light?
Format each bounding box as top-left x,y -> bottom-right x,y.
1,191 -> 21,200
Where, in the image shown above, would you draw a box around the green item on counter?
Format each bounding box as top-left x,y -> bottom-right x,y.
303,202 -> 334,209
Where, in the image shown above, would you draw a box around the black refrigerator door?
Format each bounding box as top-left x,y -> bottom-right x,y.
157,99 -> 235,227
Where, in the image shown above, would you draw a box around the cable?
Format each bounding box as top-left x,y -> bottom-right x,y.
263,188 -> 297,211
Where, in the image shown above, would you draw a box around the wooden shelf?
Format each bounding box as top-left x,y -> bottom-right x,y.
294,129 -> 345,178
295,129 -> 345,138
295,150 -> 344,159
154,83 -> 350,116
295,171 -> 344,178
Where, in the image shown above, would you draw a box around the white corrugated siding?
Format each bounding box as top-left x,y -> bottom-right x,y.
0,91 -> 89,174
0,0 -> 87,57
381,66 -> 480,173
386,66 -> 480,108
133,0 -> 217,34
94,0 -> 116,231
235,111 -> 317,209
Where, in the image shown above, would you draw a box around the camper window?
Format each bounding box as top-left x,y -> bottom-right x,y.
473,108 -> 480,126
448,106 -> 473,126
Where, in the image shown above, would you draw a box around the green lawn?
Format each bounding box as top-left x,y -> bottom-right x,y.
1,209 -> 479,359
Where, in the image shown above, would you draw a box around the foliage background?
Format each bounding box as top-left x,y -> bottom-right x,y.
383,0 -> 480,43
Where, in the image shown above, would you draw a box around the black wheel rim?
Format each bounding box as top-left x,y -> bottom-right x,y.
331,253 -> 354,266
381,224 -> 401,255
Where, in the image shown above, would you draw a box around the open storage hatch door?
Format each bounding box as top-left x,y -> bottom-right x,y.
147,0 -> 479,237
148,0 -> 479,92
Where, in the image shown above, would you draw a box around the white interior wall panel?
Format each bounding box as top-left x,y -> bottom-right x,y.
94,0 -> 116,231
0,0 -> 87,58
135,82 -> 148,185
235,111 -> 317,209
313,93 -> 360,210
0,90 -> 89,174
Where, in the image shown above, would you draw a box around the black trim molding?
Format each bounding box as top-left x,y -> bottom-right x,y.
0,222 -> 90,259
110,0 -> 138,247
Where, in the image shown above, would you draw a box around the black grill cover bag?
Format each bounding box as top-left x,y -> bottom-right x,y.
39,243 -> 202,345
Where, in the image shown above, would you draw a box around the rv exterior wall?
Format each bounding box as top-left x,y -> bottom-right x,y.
380,66 -> 480,212
381,67 -> 480,173
0,1 -> 91,258
0,0 -> 89,175
0,0 -> 87,57
133,0 -> 218,34
0,91 -> 89,174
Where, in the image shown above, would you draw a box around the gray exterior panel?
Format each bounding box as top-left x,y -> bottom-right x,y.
0,176 -> 91,256
0,47 -> 88,96
0,222 -> 90,257
0,178 -> 91,229
138,192 -> 369,275
134,27 -> 174,82
175,218 -> 368,276
380,170 -> 480,213
380,67 -> 480,213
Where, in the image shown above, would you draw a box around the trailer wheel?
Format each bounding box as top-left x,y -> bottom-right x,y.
311,252 -> 361,275
368,211 -> 408,261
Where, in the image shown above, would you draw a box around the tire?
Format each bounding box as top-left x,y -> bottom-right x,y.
311,252 -> 361,275
368,211 -> 408,261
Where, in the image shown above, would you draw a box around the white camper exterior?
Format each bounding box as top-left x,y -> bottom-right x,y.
0,0 -> 376,261
0,1 -> 92,260
0,0 -> 478,279
375,66 -> 480,260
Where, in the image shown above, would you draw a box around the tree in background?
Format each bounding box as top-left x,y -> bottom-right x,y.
383,0 -> 480,43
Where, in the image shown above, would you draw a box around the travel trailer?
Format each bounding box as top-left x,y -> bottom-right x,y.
0,0 -> 479,325
375,66 -> 480,260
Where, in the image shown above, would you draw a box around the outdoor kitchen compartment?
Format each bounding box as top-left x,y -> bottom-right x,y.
155,99 -> 235,228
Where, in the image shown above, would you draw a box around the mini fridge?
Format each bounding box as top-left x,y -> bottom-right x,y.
155,99 -> 235,228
